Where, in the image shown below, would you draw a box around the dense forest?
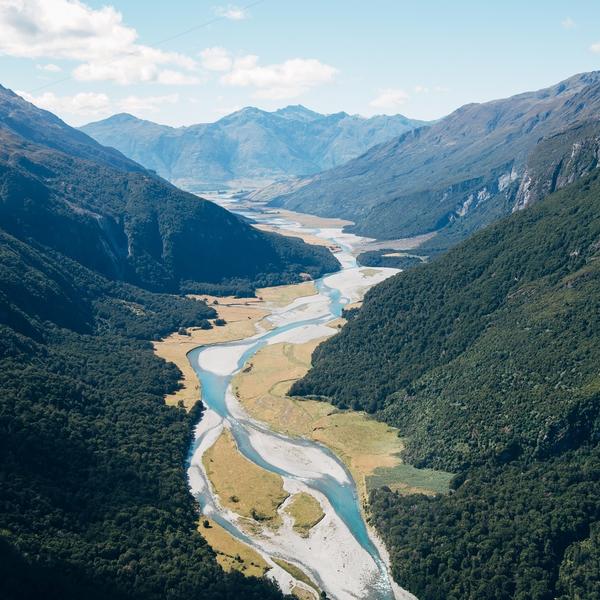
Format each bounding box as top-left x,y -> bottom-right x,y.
0,228 -> 286,599
292,171 -> 600,598
0,86 -> 334,599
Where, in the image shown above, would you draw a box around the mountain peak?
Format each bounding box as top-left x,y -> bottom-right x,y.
274,105 -> 323,122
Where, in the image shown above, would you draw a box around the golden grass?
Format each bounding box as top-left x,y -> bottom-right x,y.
232,337 -> 409,502
202,429 -> 288,526
153,296 -> 270,410
256,280 -> 317,307
198,518 -> 269,577
285,493 -> 324,537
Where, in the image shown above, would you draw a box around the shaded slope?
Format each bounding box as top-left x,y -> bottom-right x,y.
0,88 -> 339,295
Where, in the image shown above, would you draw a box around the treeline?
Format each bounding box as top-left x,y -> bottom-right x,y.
0,229 -> 285,600
292,171 -> 600,598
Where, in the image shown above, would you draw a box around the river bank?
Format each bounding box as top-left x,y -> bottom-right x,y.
153,205 -> 446,599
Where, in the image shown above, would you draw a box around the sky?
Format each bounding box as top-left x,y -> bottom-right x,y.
1,0 -> 600,127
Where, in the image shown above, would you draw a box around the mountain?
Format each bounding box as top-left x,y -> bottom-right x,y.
80,106 -> 428,191
0,86 -> 339,297
270,72 -> 600,251
0,219 -> 286,600
291,170 -> 600,598
0,86 -> 296,599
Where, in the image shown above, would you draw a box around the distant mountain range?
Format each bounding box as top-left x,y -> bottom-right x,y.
0,86 -> 339,296
80,106 -> 428,191
269,72 -> 600,251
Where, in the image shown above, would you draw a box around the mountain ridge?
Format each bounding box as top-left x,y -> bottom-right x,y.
81,105 -> 428,191
269,71 -> 600,249
0,86 -> 340,296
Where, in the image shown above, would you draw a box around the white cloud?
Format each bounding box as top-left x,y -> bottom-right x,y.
369,89 -> 410,112
590,42 -> 600,53
200,46 -> 232,72
17,89 -> 182,125
119,93 -> 179,113
18,90 -> 111,120
0,0 -> 198,85
414,85 -> 429,94
214,5 -> 248,20
561,17 -> 576,29
221,55 -> 337,99
36,63 -> 62,72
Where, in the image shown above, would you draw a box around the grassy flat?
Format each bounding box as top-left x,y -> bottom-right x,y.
198,518 -> 269,577
366,463 -> 454,496
256,280 -> 316,307
232,336 -> 451,501
285,493 -> 324,537
202,429 -> 289,525
291,585 -> 318,600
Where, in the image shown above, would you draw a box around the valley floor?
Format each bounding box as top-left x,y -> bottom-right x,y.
154,207 -> 451,600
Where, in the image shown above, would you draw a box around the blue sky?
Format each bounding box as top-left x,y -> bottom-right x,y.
1,0 -> 599,126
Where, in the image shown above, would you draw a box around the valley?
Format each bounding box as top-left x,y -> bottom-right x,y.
1,12 -> 600,596
172,203 -> 451,599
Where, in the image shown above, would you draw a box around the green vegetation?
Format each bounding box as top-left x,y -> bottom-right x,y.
293,170 -> 600,598
366,463 -> 453,496
0,230 -> 284,599
357,250 -> 424,270
370,447 -> 600,600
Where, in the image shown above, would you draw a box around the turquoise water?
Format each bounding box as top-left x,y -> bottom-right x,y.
186,223 -> 396,599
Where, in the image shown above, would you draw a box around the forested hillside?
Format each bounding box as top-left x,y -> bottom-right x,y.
0,86 -> 339,297
292,171 -> 600,598
0,229 -> 285,599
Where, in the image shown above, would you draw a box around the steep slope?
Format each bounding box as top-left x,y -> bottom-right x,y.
0,85 -> 142,173
81,106 -> 427,191
291,171 -> 600,598
0,86 -> 290,599
0,87 -> 339,296
0,227 -> 285,600
271,72 -> 600,248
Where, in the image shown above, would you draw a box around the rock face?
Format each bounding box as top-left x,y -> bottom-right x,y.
514,120 -> 600,210
269,72 -> 600,249
80,106 -> 428,191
